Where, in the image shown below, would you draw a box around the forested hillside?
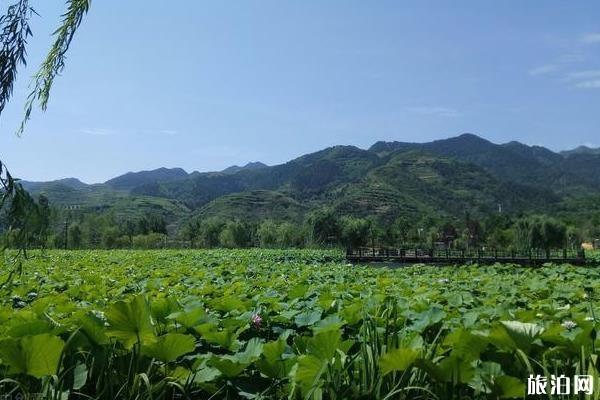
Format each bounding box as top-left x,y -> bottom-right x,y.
9,134 -> 600,249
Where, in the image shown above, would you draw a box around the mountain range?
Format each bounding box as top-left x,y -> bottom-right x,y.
20,134 -> 600,226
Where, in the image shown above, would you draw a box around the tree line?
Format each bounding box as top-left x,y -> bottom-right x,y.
3,205 -> 597,251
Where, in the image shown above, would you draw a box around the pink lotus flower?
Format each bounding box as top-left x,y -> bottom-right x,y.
251,313 -> 263,329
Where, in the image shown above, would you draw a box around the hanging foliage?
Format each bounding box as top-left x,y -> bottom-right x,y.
0,0 -> 90,286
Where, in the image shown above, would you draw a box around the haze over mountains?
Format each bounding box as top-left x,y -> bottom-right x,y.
21,134 -> 600,225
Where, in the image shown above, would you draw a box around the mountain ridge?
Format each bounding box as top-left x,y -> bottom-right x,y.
561,145 -> 600,157
22,134 -> 598,188
19,133 -> 600,226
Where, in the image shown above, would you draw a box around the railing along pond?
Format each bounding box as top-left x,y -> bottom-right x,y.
346,247 -> 587,265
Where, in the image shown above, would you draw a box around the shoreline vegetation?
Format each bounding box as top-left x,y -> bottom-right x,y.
1,211 -> 595,252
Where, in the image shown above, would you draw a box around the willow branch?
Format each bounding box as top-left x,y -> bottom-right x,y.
0,0 -> 35,114
18,0 -> 90,135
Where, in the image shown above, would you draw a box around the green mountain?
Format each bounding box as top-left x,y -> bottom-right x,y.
561,145 -> 600,157
370,133 -> 600,191
105,167 -> 189,190
221,161 -> 269,174
20,178 -> 88,192
19,178 -> 190,227
130,145 -> 381,210
19,134 -> 600,227
335,151 -> 557,221
194,190 -> 306,222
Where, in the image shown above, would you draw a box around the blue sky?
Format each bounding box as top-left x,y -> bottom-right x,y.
1,1 -> 600,183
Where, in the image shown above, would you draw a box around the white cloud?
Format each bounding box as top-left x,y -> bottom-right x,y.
565,70 -> 600,81
407,106 -> 461,118
581,33 -> 600,44
79,128 -> 116,136
528,64 -> 559,76
563,70 -> 600,88
139,129 -> 178,136
559,53 -> 586,63
575,79 -> 600,89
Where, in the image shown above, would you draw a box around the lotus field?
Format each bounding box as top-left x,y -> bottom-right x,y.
0,249 -> 599,399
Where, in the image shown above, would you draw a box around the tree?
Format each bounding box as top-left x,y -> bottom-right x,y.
132,233 -> 166,249
378,223 -> 398,247
487,227 -> 513,249
0,185 -> 50,253
567,226 -> 583,250
529,219 -> 544,249
589,213 -> 600,239
483,214 -> 513,249
307,209 -> 341,246
427,226 -> 439,248
137,216 -> 150,235
465,213 -> 482,248
101,227 -> 121,249
219,221 -> 250,248
341,217 -> 370,248
147,214 -> 167,235
1,0 -> 90,266
514,216 -> 567,250
120,219 -> 137,246
514,218 -> 531,250
199,218 -> 225,248
180,219 -> 200,248
257,220 -> 278,248
440,222 -> 457,247
541,218 -> 567,249
69,224 -> 82,248
277,222 -> 305,248
393,217 -> 411,245
86,220 -> 101,248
